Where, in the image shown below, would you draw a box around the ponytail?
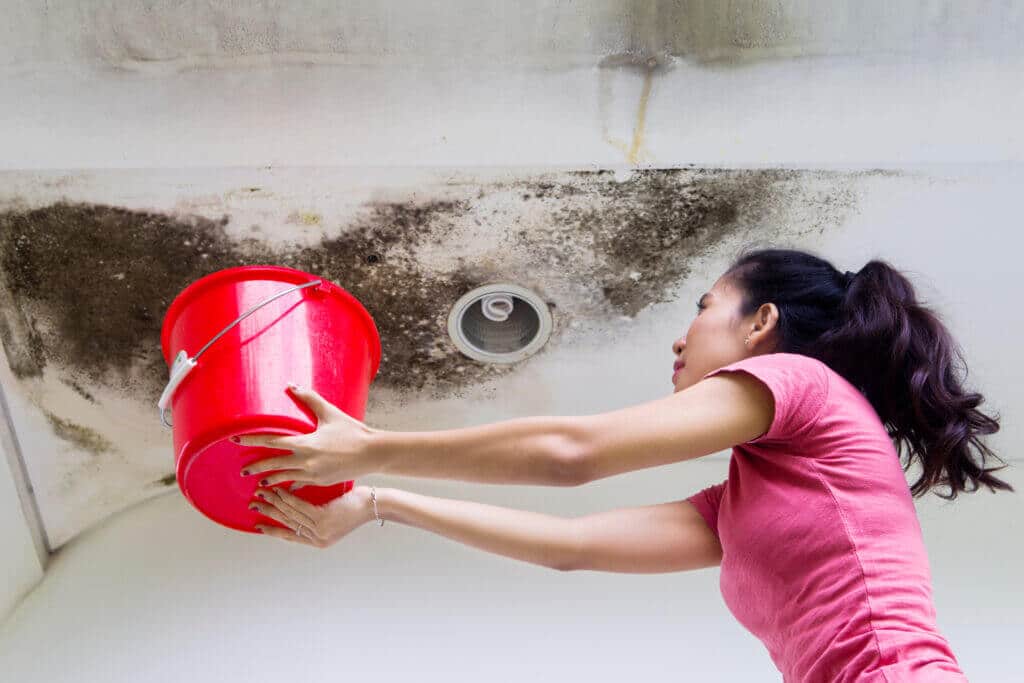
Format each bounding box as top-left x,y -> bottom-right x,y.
725,247 -> 1013,501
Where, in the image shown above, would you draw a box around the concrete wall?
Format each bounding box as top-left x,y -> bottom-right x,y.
3,1 -> 1023,71
1,2 -> 1023,681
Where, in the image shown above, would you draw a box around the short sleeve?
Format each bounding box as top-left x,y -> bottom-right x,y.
686,479 -> 727,541
701,352 -> 830,446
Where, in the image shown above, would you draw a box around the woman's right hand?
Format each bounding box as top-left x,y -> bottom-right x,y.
236,383 -> 382,487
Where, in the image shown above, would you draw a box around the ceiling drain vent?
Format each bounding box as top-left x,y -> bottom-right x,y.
447,284 -> 553,363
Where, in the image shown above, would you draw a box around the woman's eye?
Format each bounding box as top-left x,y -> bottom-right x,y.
696,303 -> 705,313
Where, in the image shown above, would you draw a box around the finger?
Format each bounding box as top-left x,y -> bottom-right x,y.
233,433 -> 302,450
287,383 -> 341,420
240,454 -> 306,478
255,488 -> 318,527
254,471 -> 312,487
259,514 -> 323,546
255,524 -> 319,547
266,486 -> 321,519
248,500 -> 296,528
285,480 -> 317,492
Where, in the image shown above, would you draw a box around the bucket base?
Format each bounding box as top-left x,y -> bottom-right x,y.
178,419 -> 354,533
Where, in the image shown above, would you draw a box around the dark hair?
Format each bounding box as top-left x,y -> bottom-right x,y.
723,246 -> 1013,501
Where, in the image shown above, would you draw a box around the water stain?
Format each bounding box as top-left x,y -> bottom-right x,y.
287,210 -> 322,226
0,168 -> 873,451
42,410 -> 114,456
598,54 -> 671,165
627,66 -> 655,165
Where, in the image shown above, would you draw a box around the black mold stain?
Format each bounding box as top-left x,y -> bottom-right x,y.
0,284 -> 47,378
553,168 -> 791,315
0,168 -> 868,419
0,204 -> 248,397
274,199 -> 519,395
60,377 -> 98,404
42,410 -> 114,456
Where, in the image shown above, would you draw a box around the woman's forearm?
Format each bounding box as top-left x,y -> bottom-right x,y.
371,487 -> 580,571
371,416 -> 582,486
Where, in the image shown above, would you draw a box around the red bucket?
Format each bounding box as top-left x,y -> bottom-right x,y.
159,265 -> 381,533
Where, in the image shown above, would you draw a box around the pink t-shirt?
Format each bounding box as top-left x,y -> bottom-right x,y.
687,352 -> 968,682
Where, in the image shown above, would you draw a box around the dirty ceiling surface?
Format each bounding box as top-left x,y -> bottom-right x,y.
4,2 -> 1022,72
0,167 -> 872,549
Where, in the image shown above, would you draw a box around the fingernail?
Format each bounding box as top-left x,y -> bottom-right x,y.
288,382 -> 300,391
230,436 -> 240,443
256,492 -> 266,500
248,505 -> 257,511
260,479 -> 268,486
241,469 -> 250,476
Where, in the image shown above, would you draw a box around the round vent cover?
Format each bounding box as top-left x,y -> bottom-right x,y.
447,284 -> 553,363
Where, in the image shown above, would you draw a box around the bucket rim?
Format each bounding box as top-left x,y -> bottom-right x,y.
160,265 -> 381,378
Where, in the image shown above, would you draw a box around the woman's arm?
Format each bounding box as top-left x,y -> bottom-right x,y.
567,498 -> 722,573
372,488 -> 722,574
373,373 -> 771,487
235,375 -> 766,492
373,416 -> 582,487
373,487 -> 581,571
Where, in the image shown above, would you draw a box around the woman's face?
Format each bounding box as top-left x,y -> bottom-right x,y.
670,275 -> 777,393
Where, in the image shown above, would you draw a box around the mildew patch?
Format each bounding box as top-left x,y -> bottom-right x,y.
552,168 -> 792,315
0,204 -> 249,399
0,292 -> 46,378
0,168 -> 871,425
43,410 -> 114,456
60,376 -> 98,404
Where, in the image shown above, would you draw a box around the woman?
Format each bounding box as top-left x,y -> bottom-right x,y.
236,247 -> 1012,681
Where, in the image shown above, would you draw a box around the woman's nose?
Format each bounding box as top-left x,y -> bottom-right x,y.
673,337 -> 686,355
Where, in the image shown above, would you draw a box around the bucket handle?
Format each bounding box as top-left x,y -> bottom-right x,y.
158,279 -> 323,429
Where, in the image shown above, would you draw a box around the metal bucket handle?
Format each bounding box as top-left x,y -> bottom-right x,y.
158,279 -> 323,429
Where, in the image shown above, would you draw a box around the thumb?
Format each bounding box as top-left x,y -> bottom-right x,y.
287,383 -> 340,419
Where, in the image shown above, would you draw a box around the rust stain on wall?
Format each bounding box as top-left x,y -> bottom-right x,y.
598,54 -> 670,165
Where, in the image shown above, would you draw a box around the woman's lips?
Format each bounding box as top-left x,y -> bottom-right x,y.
672,364 -> 684,380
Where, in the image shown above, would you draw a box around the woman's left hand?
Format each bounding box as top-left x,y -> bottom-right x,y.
248,485 -> 374,548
